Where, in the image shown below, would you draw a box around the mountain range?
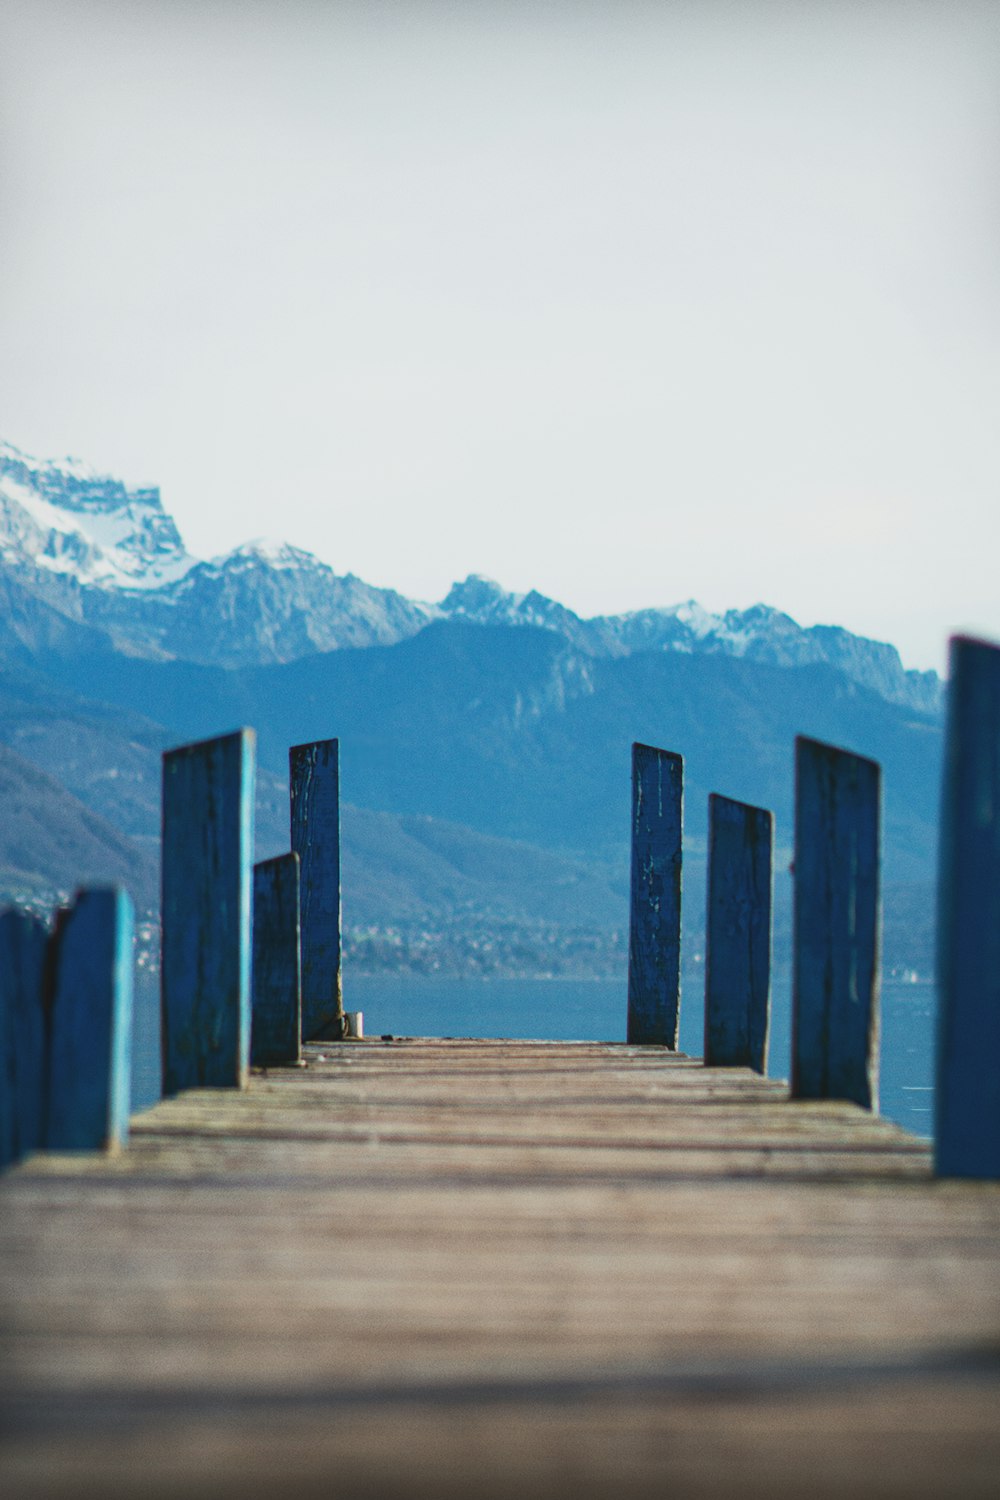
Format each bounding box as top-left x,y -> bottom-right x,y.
0,439 -> 945,975
0,440 -> 939,709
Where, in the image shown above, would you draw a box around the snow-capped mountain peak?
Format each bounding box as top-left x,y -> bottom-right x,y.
665,598 -> 718,636
0,440 -> 194,590
0,440 -> 96,484
207,538 -> 333,574
440,574 -> 516,616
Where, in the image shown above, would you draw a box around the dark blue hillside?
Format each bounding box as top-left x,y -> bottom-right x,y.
37,619 -> 942,884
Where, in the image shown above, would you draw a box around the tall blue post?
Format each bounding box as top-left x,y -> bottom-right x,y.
936,635 -> 1000,1178
290,739 -> 344,1041
0,909 -> 48,1169
161,729 -> 255,1093
704,793 -> 773,1073
627,742 -> 683,1047
47,888 -> 134,1152
252,853 -> 302,1067
792,735 -> 881,1110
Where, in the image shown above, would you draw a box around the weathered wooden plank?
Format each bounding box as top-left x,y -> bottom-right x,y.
0,909 -> 47,1168
46,888 -> 133,1152
252,853 -> 302,1067
936,635 -> 1000,1178
704,793 -> 773,1072
627,742 -> 683,1046
9,1035 -> 998,1499
161,729 -> 255,1094
792,736 -> 881,1110
289,738 -> 344,1040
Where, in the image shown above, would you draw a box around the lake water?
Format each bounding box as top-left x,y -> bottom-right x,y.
131,971 -> 936,1139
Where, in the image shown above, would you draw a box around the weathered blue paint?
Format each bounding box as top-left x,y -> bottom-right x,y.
936,635 -> 1000,1178
0,909 -> 48,1169
289,739 -> 344,1040
704,793 -> 773,1073
47,888 -> 134,1152
252,852 -> 302,1067
627,742 -> 683,1047
161,729 -> 255,1094
792,735 -> 881,1110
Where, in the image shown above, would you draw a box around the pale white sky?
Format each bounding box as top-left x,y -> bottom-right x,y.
1,0 -> 998,672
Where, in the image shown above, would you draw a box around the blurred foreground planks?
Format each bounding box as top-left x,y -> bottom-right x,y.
2,1038 -> 999,1499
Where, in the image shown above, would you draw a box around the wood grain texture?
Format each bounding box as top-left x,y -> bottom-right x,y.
251,854 -> 301,1067
704,794 -> 773,1073
627,743 -> 683,1046
936,635 -> 1000,1178
161,730 -> 255,1094
46,888 -> 133,1152
1,1038 -> 998,1500
792,736 -> 880,1110
289,738 -> 343,1041
0,909 -> 47,1169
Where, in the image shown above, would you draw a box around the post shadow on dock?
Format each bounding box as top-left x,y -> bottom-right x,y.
792,735 -> 881,1112
627,742 -> 683,1047
935,635 -> 1000,1179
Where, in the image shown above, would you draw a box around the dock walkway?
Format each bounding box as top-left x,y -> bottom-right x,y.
3,1037 -> 1000,1498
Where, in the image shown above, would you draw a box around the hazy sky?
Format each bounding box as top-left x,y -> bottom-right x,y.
1,0 -> 997,672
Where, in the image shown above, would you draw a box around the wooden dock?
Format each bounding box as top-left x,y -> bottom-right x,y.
3,1037 -> 1000,1499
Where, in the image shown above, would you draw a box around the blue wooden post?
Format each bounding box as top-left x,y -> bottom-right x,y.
161,729 -> 255,1094
0,909 -> 48,1169
936,635 -> 1000,1178
627,742 -> 683,1047
290,738 -> 344,1040
792,735 -> 881,1110
47,888 -> 134,1152
252,853 -> 302,1067
704,793 -> 773,1073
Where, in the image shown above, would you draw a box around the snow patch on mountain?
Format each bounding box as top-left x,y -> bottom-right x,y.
209,538 -> 330,573
0,441 -> 96,484
668,599 -> 722,639
0,440 -> 194,590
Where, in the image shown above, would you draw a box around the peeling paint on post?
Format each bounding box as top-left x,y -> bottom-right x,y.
162,729 -> 255,1094
792,736 -> 881,1110
0,909 -> 47,1169
704,794 -> 773,1073
252,852 -> 302,1067
290,738 -> 344,1040
936,635 -> 1000,1179
627,742 -> 683,1047
47,888 -> 133,1152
